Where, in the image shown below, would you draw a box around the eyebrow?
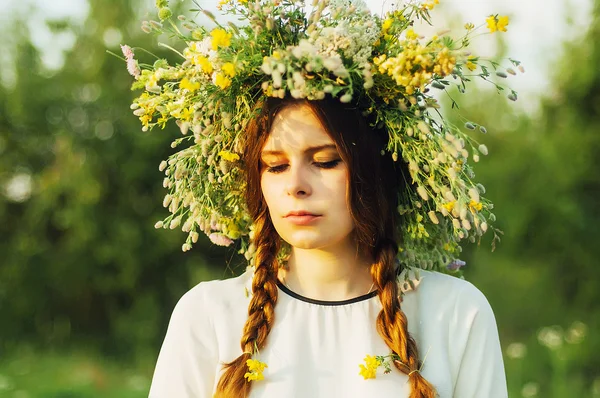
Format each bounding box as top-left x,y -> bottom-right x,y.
261,144 -> 338,156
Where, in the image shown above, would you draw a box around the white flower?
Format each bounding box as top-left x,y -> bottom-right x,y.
291,39 -> 317,59
272,70 -> 282,88
322,55 -> 343,72
261,62 -> 273,75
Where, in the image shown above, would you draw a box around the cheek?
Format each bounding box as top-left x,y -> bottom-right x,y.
260,173 -> 278,208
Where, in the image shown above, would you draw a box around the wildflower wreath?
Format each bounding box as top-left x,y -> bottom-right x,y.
121,0 -> 521,276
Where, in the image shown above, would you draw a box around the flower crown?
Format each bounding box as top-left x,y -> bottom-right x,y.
121,0 -> 521,275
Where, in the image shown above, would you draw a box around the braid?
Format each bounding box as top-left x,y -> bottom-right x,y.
372,240 -> 437,398
214,216 -> 280,397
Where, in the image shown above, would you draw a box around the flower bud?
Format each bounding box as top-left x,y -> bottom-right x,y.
158,7 -> 172,21
416,186 -> 429,201
452,218 -> 461,229
428,211 -> 439,224
462,219 -> 471,230
468,187 -> 480,203
170,216 -> 181,229
340,93 -> 353,103
478,144 -> 488,155
154,221 -> 164,229
159,160 -> 168,171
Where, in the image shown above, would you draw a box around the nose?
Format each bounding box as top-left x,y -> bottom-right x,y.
286,162 -> 312,198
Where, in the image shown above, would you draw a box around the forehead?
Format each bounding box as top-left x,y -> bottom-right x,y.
262,104 -> 335,152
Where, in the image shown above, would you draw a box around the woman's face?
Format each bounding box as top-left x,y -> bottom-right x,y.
260,103 -> 354,250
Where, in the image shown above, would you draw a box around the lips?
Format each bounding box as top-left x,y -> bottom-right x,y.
284,211 -> 321,225
285,210 -> 320,217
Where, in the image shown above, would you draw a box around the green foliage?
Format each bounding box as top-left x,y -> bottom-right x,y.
0,0 -> 240,359
1,0 -> 600,396
455,0 -> 600,395
0,347 -> 150,397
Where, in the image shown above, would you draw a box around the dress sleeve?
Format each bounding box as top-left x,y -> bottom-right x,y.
452,283 -> 508,398
149,282 -> 219,398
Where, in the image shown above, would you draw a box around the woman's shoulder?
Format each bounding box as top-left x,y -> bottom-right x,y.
172,268 -> 253,316
405,269 -> 496,319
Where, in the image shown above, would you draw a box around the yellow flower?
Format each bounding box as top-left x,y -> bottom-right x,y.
382,18 -> 393,33
359,355 -> 381,380
211,28 -> 232,50
443,201 -> 456,213
157,114 -> 169,129
497,15 -> 509,32
194,55 -> 214,74
218,150 -> 240,162
487,15 -> 508,33
464,22 -> 474,31
465,56 -> 477,71
180,107 -> 194,122
221,62 -> 236,78
406,28 -> 418,40
215,72 -> 231,89
180,77 -> 200,92
469,199 -> 483,212
244,359 -> 267,381
421,0 -> 439,10
272,50 -> 283,60
140,114 -> 152,127
217,0 -> 232,10
486,15 -> 497,33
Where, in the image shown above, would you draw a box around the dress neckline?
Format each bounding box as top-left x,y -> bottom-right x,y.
276,280 -> 379,306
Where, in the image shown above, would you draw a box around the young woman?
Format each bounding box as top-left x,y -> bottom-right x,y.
122,1 -> 518,396
147,97 -> 508,398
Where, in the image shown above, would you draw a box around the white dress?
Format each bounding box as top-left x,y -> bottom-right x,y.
148,269 -> 508,398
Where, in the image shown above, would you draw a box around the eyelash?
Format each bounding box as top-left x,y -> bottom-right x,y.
265,160 -> 341,174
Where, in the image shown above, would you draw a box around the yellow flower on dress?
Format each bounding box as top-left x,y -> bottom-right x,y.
244,359 -> 267,381
211,28 -> 232,50
359,355 -> 382,379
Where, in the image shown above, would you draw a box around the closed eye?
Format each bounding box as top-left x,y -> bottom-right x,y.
265,164 -> 288,174
314,160 -> 341,169
264,159 -> 342,174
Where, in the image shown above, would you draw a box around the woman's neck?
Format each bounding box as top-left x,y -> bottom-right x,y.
278,242 -> 374,301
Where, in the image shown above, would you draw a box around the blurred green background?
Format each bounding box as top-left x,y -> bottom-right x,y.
0,0 -> 598,397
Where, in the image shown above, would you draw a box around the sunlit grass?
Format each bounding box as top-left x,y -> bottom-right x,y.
0,348 -> 152,398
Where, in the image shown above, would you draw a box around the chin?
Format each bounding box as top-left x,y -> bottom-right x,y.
280,231 -> 345,250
